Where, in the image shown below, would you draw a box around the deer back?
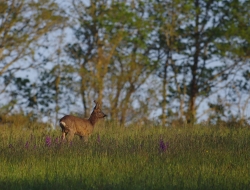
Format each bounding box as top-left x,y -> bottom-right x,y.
60,115 -> 94,136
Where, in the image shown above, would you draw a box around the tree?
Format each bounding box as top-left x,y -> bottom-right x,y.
148,0 -> 191,126
165,0 -> 244,124
105,1 -> 156,124
65,0 -> 127,116
208,0 -> 250,124
65,0 -> 156,124
0,0 -> 66,114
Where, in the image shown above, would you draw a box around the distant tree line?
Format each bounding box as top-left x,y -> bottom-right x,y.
0,0 -> 249,126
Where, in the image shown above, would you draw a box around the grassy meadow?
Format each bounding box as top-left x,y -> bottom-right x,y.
0,121 -> 250,190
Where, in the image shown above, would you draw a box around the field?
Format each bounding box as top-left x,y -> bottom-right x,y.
0,122 -> 250,190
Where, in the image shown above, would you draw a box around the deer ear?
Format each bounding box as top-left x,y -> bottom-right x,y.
94,100 -> 100,109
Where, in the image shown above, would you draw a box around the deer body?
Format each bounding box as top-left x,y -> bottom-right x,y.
59,101 -> 106,142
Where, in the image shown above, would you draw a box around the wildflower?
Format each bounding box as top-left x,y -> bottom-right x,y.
45,136 -> 52,147
30,134 -> 34,141
140,143 -> 143,149
97,134 -> 101,143
54,137 -> 60,145
25,141 -> 29,149
159,138 -> 169,153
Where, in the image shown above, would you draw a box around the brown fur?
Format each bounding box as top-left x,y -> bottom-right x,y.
59,101 -> 107,142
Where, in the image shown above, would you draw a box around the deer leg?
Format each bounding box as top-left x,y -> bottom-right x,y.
79,136 -> 86,142
83,135 -> 89,142
67,131 -> 74,143
62,132 -> 66,140
79,135 -> 88,142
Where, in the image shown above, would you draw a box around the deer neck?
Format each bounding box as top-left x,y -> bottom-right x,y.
88,113 -> 99,126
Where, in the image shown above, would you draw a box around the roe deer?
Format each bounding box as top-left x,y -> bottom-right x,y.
59,101 -> 107,142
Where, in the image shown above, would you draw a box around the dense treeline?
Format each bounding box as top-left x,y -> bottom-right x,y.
0,0 -> 249,126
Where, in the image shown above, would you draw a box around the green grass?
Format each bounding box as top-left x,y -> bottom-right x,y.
0,123 -> 250,190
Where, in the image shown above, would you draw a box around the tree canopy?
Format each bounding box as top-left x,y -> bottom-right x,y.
0,0 -> 249,126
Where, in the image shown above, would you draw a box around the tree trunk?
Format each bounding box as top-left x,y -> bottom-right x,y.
187,0 -> 200,124
79,64 -> 88,117
161,60 -> 168,126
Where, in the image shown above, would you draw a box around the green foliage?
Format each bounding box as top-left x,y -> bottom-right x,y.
65,0 -> 157,123
0,0 -> 66,74
150,0 -> 250,125
0,0 -> 67,117
0,0 -> 250,126
219,0 -> 250,58
0,123 -> 250,189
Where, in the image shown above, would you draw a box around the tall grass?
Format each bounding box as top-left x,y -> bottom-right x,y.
0,122 -> 250,190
